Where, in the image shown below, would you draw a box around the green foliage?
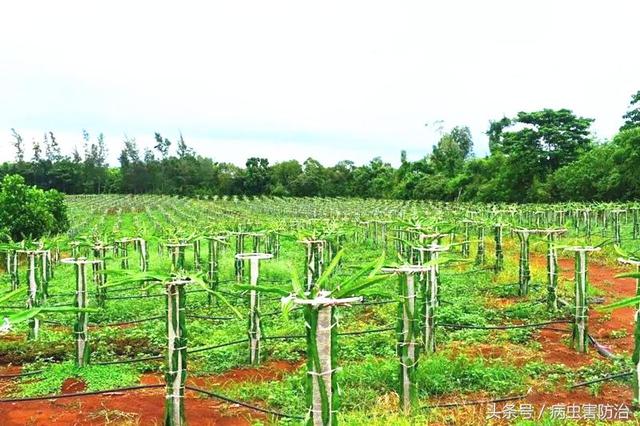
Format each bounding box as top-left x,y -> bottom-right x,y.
222,354 -> 527,414
486,109 -> 594,201
550,143 -> 620,201
621,90 -> 640,132
1,103 -> 639,203
15,361 -> 139,397
0,174 -> 69,240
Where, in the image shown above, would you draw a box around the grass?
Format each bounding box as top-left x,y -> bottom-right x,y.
14,361 -> 140,397
0,195 -> 638,424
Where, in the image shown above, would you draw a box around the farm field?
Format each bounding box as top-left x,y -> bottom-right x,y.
1,195 -> 640,425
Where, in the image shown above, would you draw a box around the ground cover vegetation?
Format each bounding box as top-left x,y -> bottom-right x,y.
0,196 -> 640,424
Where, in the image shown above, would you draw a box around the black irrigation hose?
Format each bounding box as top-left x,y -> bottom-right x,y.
570,371 -> 633,388
358,300 -> 397,307
185,385 -> 304,420
92,354 -> 163,365
425,389 -> 531,409
185,289 -> 208,294
40,319 -> 67,326
88,316 -> 164,327
46,292 -> 78,298
338,326 -> 396,336
439,319 -> 571,330
216,290 -> 246,299
186,314 -> 235,321
264,326 -> 396,341
263,334 -> 305,341
540,327 -> 570,332
261,307 -> 303,318
442,268 -> 492,276
188,339 -> 247,355
0,370 -> 44,379
483,283 -> 543,292
108,293 -> 165,300
0,384 -> 165,403
258,280 -> 290,284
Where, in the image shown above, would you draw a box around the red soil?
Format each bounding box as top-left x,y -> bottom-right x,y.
426,383 -> 632,426
528,255 -> 637,362
0,360 -> 300,425
2,256 -> 637,424
0,388 -> 258,425
61,378 -> 86,394
140,359 -> 302,387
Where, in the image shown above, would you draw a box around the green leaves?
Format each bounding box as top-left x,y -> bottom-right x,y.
599,295 -> 640,312
191,275 -> 242,319
100,269 -> 171,289
2,306 -> 97,324
0,287 -> 22,304
314,249 -> 344,290
233,284 -> 290,296
333,253 -> 387,299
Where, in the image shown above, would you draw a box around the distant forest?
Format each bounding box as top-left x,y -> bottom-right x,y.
2,91 -> 640,203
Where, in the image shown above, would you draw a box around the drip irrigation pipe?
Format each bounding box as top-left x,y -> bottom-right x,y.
570,371 -> 632,388
188,339 -> 247,355
186,314 -> 235,321
186,385 -> 304,419
88,316 -> 164,327
108,294 -> 165,300
439,319 -> 571,330
0,370 -> 44,379
425,389 -> 531,409
0,384 -> 165,403
92,354 -> 163,365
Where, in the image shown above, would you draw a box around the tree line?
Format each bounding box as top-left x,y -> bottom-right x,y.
2,90 -> 640,203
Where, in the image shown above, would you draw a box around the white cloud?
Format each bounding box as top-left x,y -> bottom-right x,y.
0,0 -> 638,166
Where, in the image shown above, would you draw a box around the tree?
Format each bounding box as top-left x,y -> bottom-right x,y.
487,117 -> 511,153
71,146 -> 82,163
119,136 -> 146,193
450,126 -> 473,158
270,160 -> 302,196
326,160 -> 355,196
82,129 -> 90,159
550,143 -> 620,201
351,157 -> 394,198
491,109 -> 593,172
32,138 -> 42,162
0,175 -> 69,240
119,136 -> 140,165
293,158 -> 326,196
486,109 -> 593,201
84,133 -> 108,193
431,133 -> 464,177
621,90 -> 640,131
243,157 -> 270,195
154,132 -> 171,159
45,131 -> 62,162
176,133 -> 194,158
10,129 -> 24,162
610,127 -> 640,199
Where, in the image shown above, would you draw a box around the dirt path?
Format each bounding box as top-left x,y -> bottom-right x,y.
533,255 -> 636,358
434,257 -> 637,423
0,360 -> 300,425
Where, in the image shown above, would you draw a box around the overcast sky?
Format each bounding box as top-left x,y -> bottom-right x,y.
1,1 -> 638,167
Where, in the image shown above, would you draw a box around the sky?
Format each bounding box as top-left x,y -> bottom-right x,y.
1,1 -> 638,167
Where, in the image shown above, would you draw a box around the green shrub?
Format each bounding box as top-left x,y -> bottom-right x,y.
0,174 -> 69,240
